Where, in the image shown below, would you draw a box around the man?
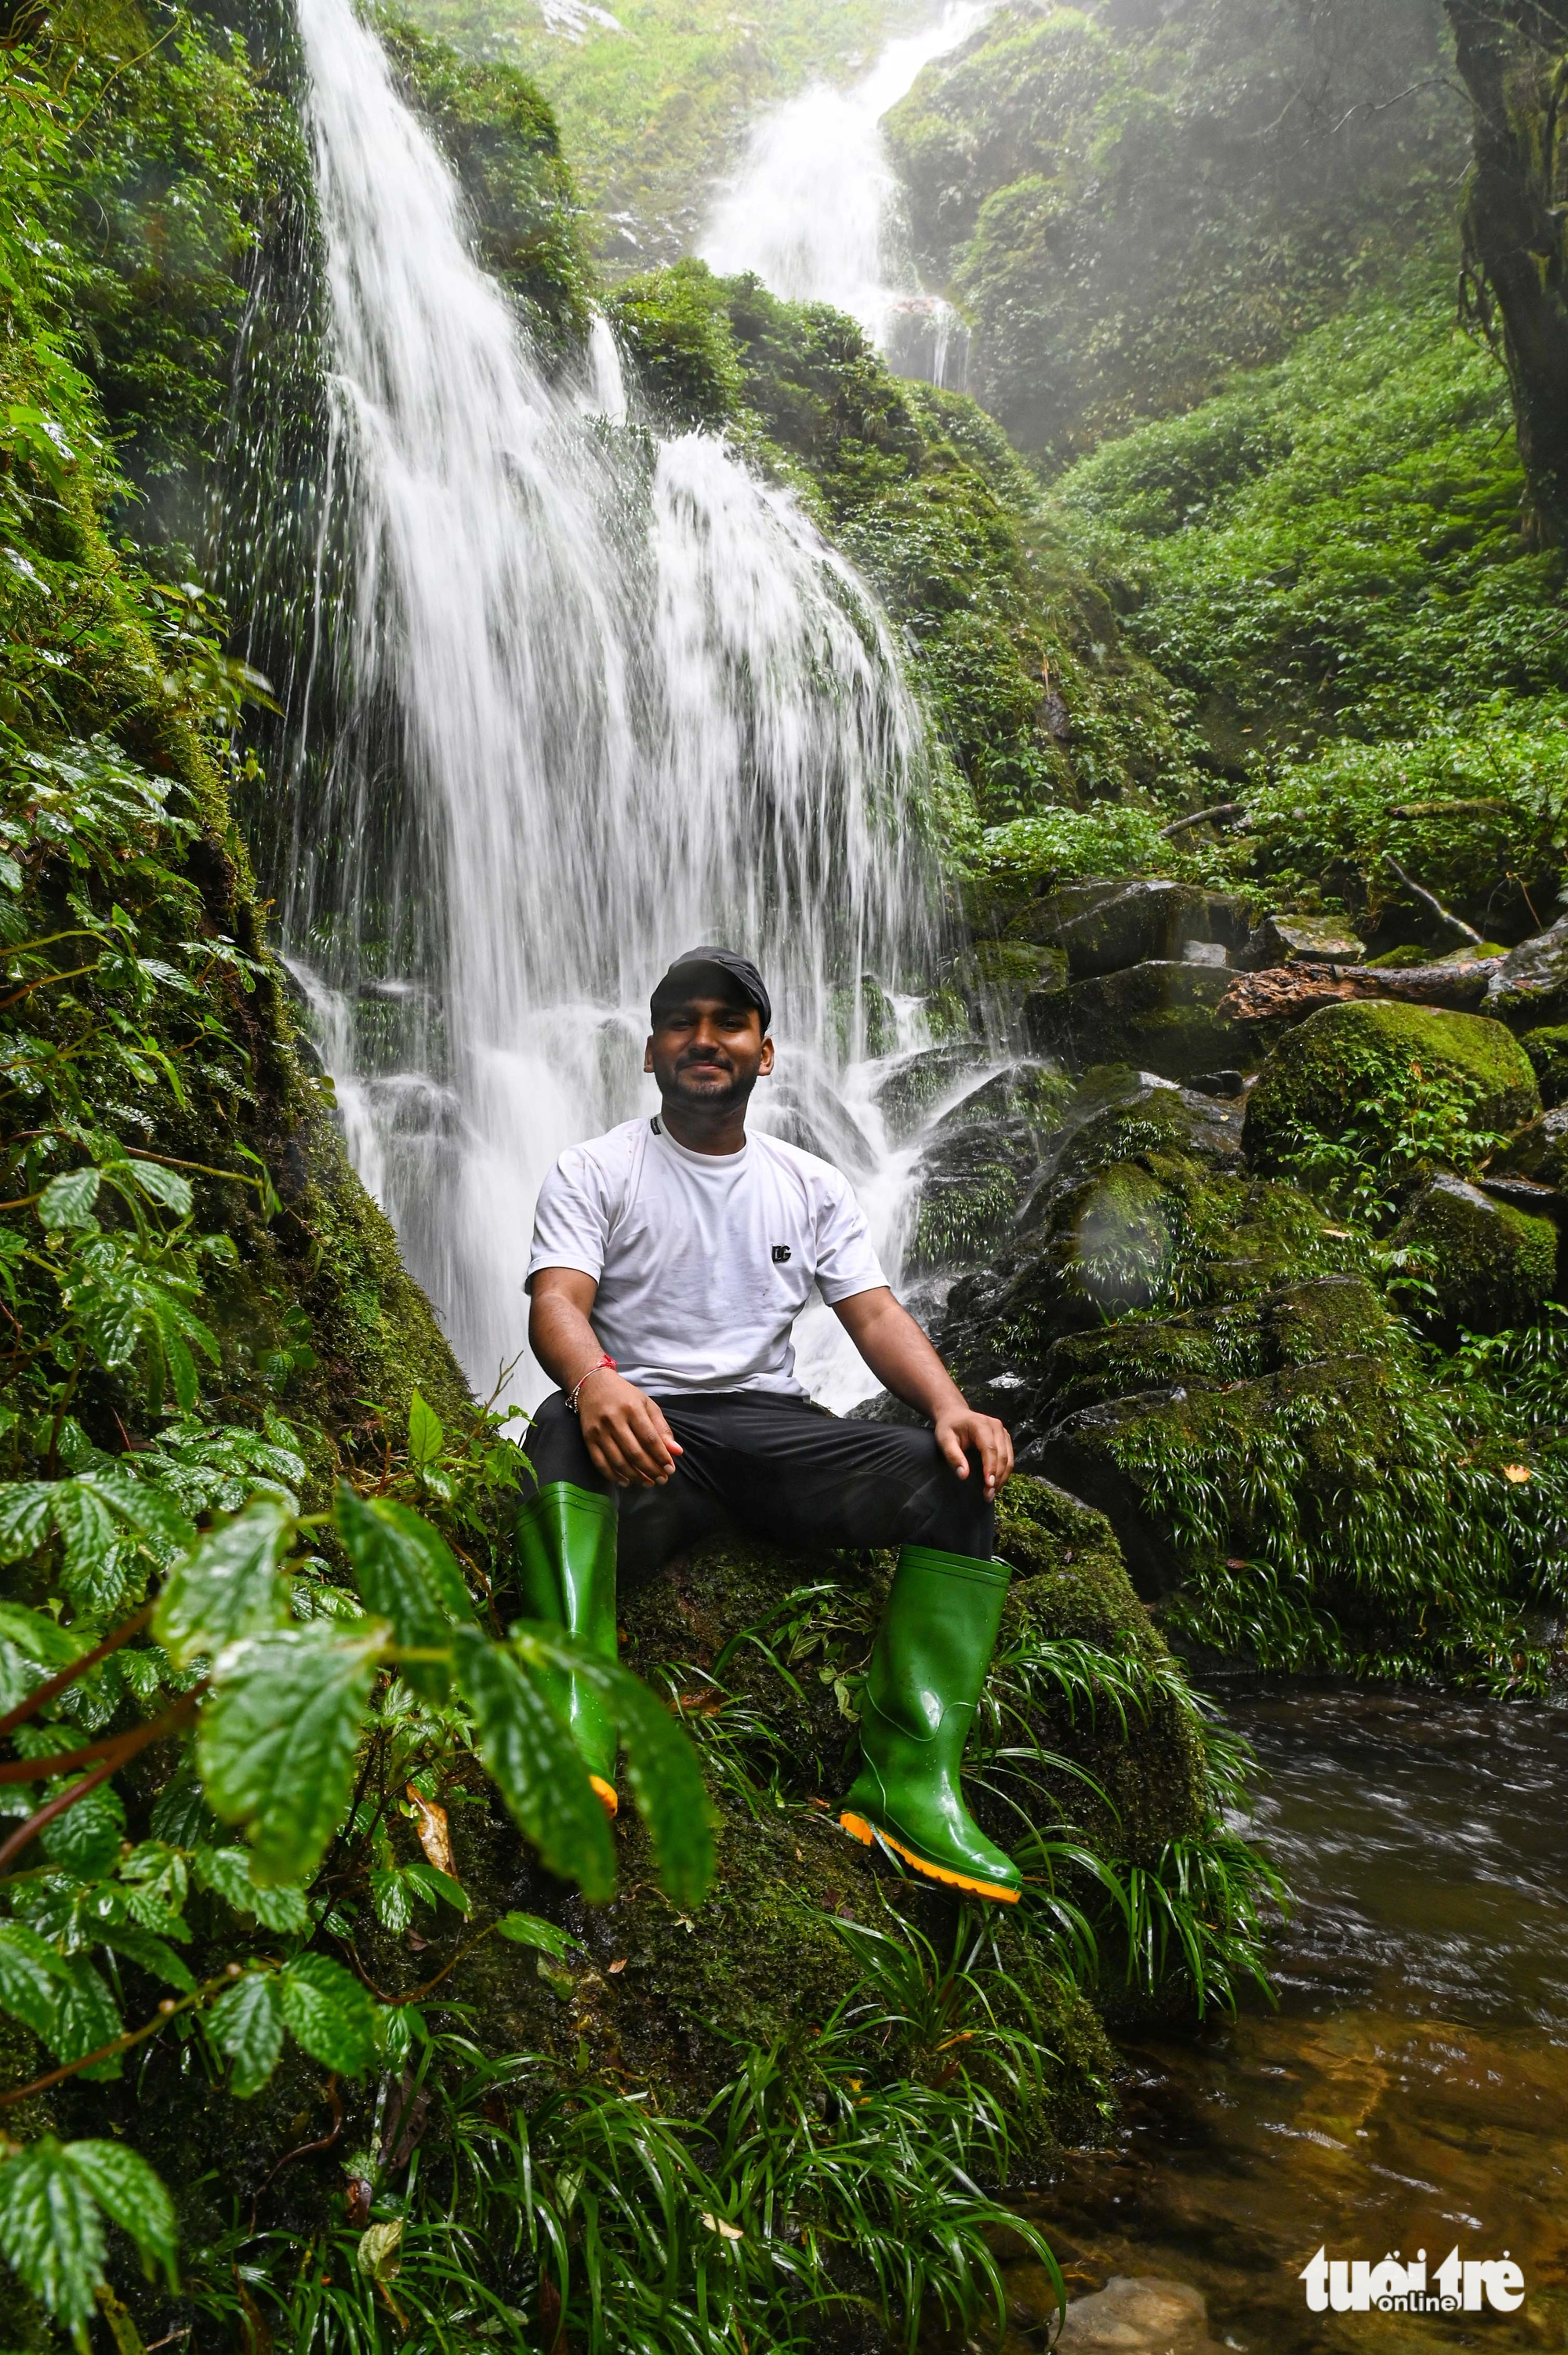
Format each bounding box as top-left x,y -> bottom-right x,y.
523,947 -> 1021,1904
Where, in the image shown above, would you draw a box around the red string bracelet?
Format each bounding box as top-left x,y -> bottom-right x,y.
566,1354 -> 617,1415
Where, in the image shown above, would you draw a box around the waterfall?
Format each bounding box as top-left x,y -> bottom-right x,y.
699,2 -> 993,390
285,0 -> 932,1408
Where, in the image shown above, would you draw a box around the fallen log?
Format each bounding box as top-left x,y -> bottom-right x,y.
1219,957 -> 1503,1023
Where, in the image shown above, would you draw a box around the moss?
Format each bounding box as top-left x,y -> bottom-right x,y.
378,13 -> 593,358
611,256 -> 744,432
1392,1176 -> 1559,1334
1244,999 -> 1541,1175
1024,961 -> 1270,1082
1522,1024 -> 1568,1110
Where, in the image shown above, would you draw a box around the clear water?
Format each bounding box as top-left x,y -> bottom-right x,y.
699,2 -> 993,387
288,0 -> 935,1408
1002,1683 -> 1568,2352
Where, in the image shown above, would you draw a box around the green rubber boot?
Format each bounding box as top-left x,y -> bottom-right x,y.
839,1546 -> 1021,1904
516,1483 -> 619,1816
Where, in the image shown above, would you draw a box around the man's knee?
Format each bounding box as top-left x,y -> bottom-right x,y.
524,1392 -> 610,1495
897,1445 -> 996,1559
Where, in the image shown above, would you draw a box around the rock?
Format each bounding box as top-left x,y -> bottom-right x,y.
1240,910 -> 1365,968
1521,1025 -> 1568,1110
935,1059 -> 1076,1143
1029,1350 -> 1423,1600
1004,879 -> 1126,945
1486,910 -> 1568,1025
1025,961 -> 1267,1081
906,1117 -> 1041,1274
1244,1000 -> 1541,1176
954,937 -> 1069,1007
1185,1067 -> 1245,1097
1392,1174 -> 1558,1332
1036,1274 -> 1397,1419
869,1045 -> 976,1140
760,1078 -> 877,1173
1056,2274 -> 1221,2354
1492,1105 -> 1568,1189
1042,1081 -> 1247,1201
827,974 -> 898,1060
1029,878 -> 1252,978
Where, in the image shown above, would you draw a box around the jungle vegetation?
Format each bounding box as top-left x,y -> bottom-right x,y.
1,0 -> 1566,2346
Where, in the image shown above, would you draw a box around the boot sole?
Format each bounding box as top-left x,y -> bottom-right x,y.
590,1775 -> 619,1819
839,1811 -> 1019,1904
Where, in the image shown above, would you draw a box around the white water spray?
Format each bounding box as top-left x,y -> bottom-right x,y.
699,2 -> 992,387
289,0 -> 934,1408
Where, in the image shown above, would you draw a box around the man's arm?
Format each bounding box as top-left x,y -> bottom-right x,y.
833,1286 -> 1014,1499
528,1268 -> 683,1487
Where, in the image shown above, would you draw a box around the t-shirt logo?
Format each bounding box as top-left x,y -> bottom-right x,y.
771,1244 -> 792,1263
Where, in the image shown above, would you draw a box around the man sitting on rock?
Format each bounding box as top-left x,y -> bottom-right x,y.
523,947 -> 1022,1903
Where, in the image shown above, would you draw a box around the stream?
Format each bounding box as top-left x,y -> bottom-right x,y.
999,1682 -> 1568,2352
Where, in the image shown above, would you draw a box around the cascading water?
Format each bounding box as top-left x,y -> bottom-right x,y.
699,2 -> 993,390
285,0 -> 935,1408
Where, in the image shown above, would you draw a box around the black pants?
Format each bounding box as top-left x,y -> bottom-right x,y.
525,1390 -> 994,1587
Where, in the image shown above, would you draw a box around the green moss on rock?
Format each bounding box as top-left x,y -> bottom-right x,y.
1244,1000 -> 1541,1175
1522,1025 -> 1568,1110
1393,1175 -> 1559,1333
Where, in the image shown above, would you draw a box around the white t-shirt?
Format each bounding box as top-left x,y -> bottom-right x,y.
526,1118 -> 887,1397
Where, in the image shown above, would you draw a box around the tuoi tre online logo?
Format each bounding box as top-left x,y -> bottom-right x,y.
1301,2247 -> 1525,2315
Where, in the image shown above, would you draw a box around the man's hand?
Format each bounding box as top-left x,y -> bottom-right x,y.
934,1405 -> 1013,1499
577,1369 -> 683,1488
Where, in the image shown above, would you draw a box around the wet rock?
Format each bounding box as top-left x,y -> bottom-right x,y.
869,1045 -> 976,1140
1056,2273 -> 1221,2353
1521,1024 -> 1568,1109
1185,1067 -> 1245,1097
760,1078 -> 877,1174
1004,879 -> 1125,945
1392,1173 -> 1558,1331
935,1059 -> 1076,1143
906,1118 -> 1040,1274
953,937 -> 1069,1011
1486,910 -> 1568,1025
827,974 -> 898,1061
1245,1000 -> 1541,1176
1029,879 -> 1252,978
1038,1081 -> 1247,1208
1024,960 -> 1265,1081
1240,910 -> 1365,967
1493,1104 -> 1568,1190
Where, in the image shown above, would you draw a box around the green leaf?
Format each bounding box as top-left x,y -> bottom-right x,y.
407,1390 -> 445,1469
126,1161 -> 192,1216
452,1626 -> 615,1902
0,1919 -> 71,2041
494,1911 -> 583,1960
49,1958 -> 122,2077
97,1924 -> 194,1995
154,1495 -> 298,1669
334,1486 -> 471,1703
280,1952 -> 376,2074
198,1623 -> 383,1884
0,1602 -> 79,1669
0,1485 -> 57,1562
149,1764 -> 220,1848
209,1969 -> 285,2097
61,2140 -> 176,2284
191,1846 -> 310,1934
38,1168 -> 101,1230
40,1780 -> 125,1880
402,1856 -> 470,1916
369,1866 -> 412,1935
0,2137 -> 105,2335
514,1625 -> 716,1911
49,1481 -> 123,1597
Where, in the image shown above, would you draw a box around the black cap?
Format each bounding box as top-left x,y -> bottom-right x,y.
650,946 -> 771,1033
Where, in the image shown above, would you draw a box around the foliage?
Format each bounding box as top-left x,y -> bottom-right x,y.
377,11 -> 593,355
398,0 -> 930,267
1054,288 -> 1568,765
884,0 -> 1466,463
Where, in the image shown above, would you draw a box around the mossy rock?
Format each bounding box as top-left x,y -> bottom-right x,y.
1494,1107 -> 1568,1190
1037,880 -> 1251,979
1244,1000 -> 1541,1175
1486,913 -> 1568,1028
869,1045 -> 978,1141
1392,1175 -> 1558,1332
907,1118 -> 1040,1274
955,936 -> 1069,1007
1521,1027 -> 1568,1110
1024,961 -> 1268,1082
935,1060 -> 1076,1143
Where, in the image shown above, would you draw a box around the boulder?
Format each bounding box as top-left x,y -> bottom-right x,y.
1027,878 -> 1252,978
954,938 -> 1069,1006
906,1116 -> 1042,1274
869,1044 -> 975,1140
1486,910 -> 1568,1026
1521,1026 -> 1568,1110
1025,960 -> 1267,1081
1004,879 -> 1125,945
935,1059 -> 1076,1143
1392,1173 -> 1558,1332
1244,1000 -> 1541,1176
827,973 -> 898,1060
1492,1105 -> 1568,1190
1056,2276 -> 1221,2355
1239,911 -> 1365,968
